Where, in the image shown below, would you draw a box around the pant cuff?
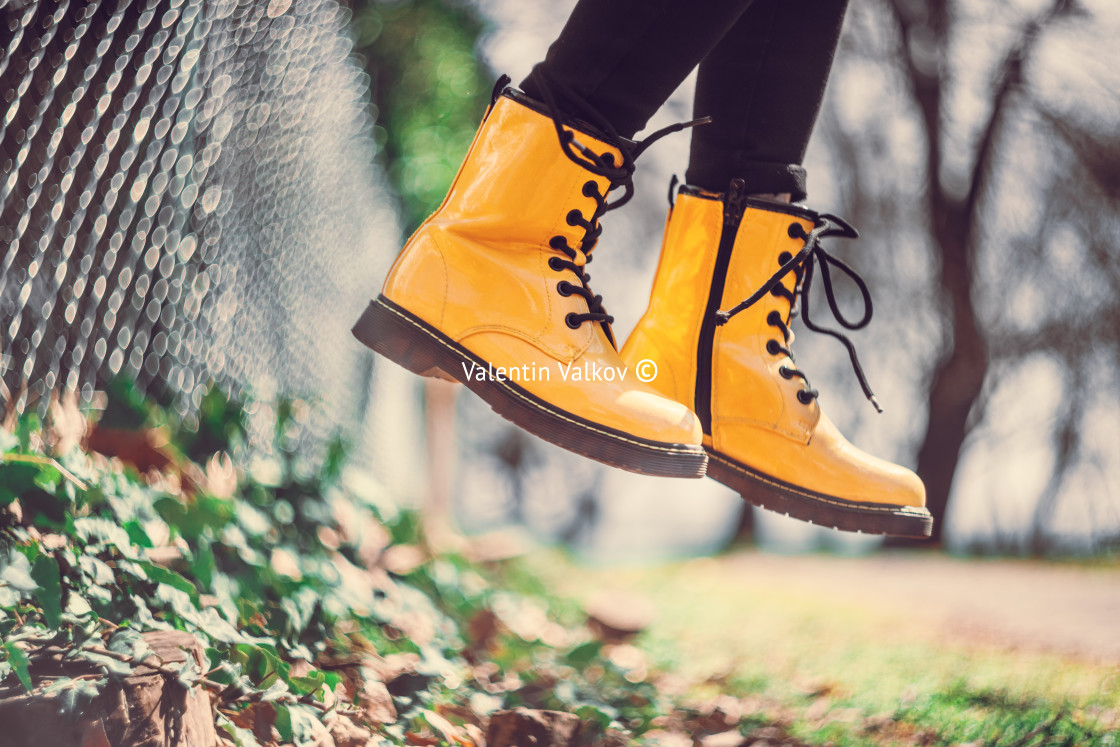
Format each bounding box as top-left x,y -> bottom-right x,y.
685,159 -> 808,202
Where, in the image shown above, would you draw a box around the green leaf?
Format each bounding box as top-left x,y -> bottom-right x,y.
16,414 -> 40,452
108,628 -> 154,663
322,669 -> 342,691
140,562 -> 199,600
565,640 -> 603,668
234,643 -> 282,684
287,668 -> 326,696
73,649 -> 134,678
176,653 -> 202,689
218,717 -> 263,747
575,703 -> 617,729
73,517 -> 140,559
155,494 -> 234,541
274,704 -> 294,741
0,461 -> 51,507
0,551 -> 37,592
123,520 -> 153,549
3,641 -> 33,692
30,554 -> 63,629
58,676 -> 104,716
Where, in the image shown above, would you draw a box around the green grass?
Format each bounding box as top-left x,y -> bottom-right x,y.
511,551 -> 1120,746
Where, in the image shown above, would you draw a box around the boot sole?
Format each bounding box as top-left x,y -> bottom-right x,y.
353,296 -> 707,479
706,448 -> 933,538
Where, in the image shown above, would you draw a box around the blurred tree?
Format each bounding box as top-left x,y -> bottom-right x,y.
820,0 -> 1120,549
351,0 -> 492,233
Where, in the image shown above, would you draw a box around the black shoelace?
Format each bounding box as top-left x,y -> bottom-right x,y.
715,212 -> 883,413
494,73 -> 708,343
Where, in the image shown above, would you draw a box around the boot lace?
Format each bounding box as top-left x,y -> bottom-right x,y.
493,74 -> 708,345
715,212 -> 883,413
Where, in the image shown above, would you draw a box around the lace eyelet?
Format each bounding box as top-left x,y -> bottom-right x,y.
766,310 -> 781,326
549,235 -> 568,250
582,181 -> 599,197
787,223 -> 804,239
566,209 -> 583,226
565,313 -> 583,330
556,281 -> 573,297
599,152 -> 615,166
548,256 -> 565,271
797,390 -> 815,405
778,251 -> 793,265
779,366 -> 794,380
766,340 -> 782,356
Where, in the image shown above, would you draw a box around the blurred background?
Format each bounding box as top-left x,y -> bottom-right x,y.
3,0 -> 1120,559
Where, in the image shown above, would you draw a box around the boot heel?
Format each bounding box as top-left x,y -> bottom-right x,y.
352,298 -> 460,382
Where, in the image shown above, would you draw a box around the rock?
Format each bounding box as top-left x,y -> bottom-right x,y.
486,708 -> 581,747
585,590 -> 654,643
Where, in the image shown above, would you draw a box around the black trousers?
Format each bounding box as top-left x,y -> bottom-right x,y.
520,0 -> 850,202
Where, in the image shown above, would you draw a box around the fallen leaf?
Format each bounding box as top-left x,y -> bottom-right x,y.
700,730 -> 745,747
205,452 -> 238,498
359,679 -> 397,724
326,713 -> 373,747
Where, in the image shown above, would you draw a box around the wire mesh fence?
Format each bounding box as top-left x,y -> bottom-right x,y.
1,0 -> 389,437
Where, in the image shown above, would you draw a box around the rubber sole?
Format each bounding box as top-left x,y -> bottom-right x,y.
352,296 -> 707,479
706,448 -> 933,538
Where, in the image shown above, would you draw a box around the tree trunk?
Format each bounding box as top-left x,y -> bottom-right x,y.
904,201 -> 988,547
0,631 -> 218,747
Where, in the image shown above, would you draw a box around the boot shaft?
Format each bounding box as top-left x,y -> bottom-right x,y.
414,91 -> 621,253
622,184 -> 820,443
382,91 -> 623,363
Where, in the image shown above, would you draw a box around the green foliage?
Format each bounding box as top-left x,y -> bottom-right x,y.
352,0 -> 492,234
0,387 -> 669,745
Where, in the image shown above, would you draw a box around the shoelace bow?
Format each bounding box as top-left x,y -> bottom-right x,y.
492,74 -> 709,342
715,212 -> 883,413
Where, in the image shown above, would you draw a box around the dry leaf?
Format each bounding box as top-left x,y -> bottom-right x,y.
380,544 -> 426,575
326,713 -> 373,747
205,452 -> 238,498
359,679 -> 397,725
49,389 -> 87,453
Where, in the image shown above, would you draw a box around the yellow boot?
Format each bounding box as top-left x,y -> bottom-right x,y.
621,180 -> 932,536
353,86 -> 706,478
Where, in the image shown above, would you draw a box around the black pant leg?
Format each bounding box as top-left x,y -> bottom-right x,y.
685,0 -> 850,200
520,0 -> 753,139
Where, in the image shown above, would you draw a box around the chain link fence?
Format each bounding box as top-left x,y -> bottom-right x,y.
1,0 -> 391,439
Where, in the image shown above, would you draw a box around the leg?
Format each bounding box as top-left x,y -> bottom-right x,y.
520,0 -> 754,139
687,0 -> 850,201
620,0 -> 933,537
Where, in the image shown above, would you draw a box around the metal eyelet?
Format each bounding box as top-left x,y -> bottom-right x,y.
548,256 -> 566,271
565,313 -> 582,329
766,311 -> 781,326
556,281 -> 573,297
566,209 -> 583,226
582,181 -> 599,197
766,340 -> 782,356
797,390 -> 814,405
779,366 -> 794,380
778,251 -> 793,264
787,223 -> 804,239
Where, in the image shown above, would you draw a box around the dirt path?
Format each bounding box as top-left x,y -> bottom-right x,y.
721,551 -> 1120,663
